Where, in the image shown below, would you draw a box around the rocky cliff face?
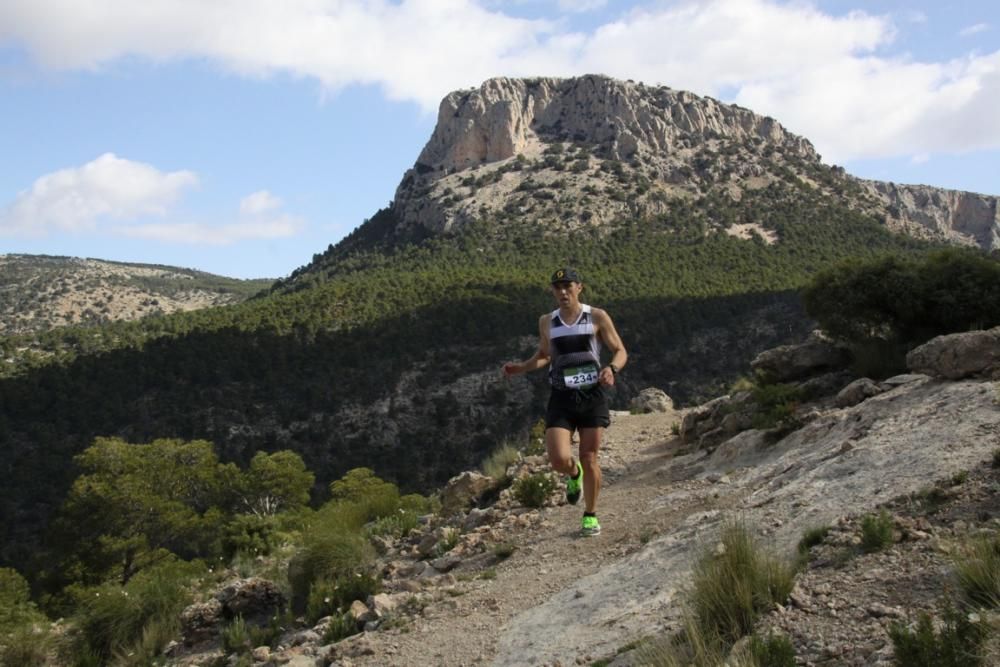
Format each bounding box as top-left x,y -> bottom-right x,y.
393,75 -> 1000,251
863,180 -> 1000,250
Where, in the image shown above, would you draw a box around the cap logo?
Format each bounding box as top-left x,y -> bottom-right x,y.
556,270 -> 564,279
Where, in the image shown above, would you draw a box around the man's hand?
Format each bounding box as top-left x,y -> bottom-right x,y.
599,366 -> 616,386
502,362 -> 522,377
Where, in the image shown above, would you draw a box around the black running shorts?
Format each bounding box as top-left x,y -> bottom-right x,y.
545,386 -> 610,431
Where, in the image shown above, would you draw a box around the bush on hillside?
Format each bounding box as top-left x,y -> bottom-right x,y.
67,559 -> 201,664
803,249 -> 1000,361
889,604 -> 986,666
954,532 -> 1000,609
689,520 -> 796,644
861,510 -> 895,553
512,473 -> 557,508
287,505 -> 377,613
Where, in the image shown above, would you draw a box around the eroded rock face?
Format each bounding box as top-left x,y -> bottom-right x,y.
392,74 -> 821,234
415,76 -> 817,175
905,326 -> 1000,379
865,181 -> 1000,251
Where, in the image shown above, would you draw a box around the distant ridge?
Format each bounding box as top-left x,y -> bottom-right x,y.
0,254 -> 274,335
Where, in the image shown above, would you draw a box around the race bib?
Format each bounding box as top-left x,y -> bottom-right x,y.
563,363 -> 599,389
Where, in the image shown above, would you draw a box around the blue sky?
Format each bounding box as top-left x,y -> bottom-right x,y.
1,1 -> 998,279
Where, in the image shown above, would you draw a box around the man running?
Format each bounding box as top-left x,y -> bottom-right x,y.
502,267 -> 627,536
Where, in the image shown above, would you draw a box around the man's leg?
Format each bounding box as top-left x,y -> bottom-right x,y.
545,426 -> 576,476
578,427 -> 603,513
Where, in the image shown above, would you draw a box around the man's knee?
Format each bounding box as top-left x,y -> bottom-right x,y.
579,450 -> 599,468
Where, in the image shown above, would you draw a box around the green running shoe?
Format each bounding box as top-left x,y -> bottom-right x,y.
565,460 -> 583,505
581,514 -> 601,537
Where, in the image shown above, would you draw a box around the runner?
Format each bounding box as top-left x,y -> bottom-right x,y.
502,267 -> 627,536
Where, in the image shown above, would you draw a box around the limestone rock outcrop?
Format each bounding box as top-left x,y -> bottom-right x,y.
390,75 -> 999,249
629,387 -> 674,413
905,326 -> 1000,379
440,471 -> 499,514
750,331 -> 851,382
864,180 -> 1000,251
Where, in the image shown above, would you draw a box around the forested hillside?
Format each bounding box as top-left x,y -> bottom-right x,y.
0,181 -> 934,578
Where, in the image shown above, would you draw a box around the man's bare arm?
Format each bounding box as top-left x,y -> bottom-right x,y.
593,308 -> 627,386
502,314 -> 552,376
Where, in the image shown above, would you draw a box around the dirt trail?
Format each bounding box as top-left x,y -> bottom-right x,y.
349,410 -> 701,666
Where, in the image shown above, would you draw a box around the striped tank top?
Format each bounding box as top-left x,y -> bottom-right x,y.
548,304 -> 602,391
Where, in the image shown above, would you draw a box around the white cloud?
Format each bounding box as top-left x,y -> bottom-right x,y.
2,0 -> 999,163
120,189 -> 303,245
117,216 -> 301,245
0,154 -> 303,244
557,0 -> 607,12
240,190 -> 282,215
960,23 -> 990,37
0,153 -> 197,236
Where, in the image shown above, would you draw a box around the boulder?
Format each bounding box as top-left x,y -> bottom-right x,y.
180,598 -> 223,644
835,378 -> 884,408
796,370 -> 855,400
905,327 -> 1000,379
628,387 -> 674,413
440,471 -> 497,514
750,332 -> 851,382
215,577 -> 285,626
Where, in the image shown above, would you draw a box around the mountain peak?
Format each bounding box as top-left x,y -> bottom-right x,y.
387,74 -> 998,252
391,74 -> 826,236
415,74 -> 817,172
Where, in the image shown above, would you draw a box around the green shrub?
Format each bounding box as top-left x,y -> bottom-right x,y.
954,532 -> 1000,609
992,448 -> 1000,469
322,611 -> 361,643
493,543 -> 517,560
803,248 -> 1000,353
222,513 -> 282,560
0,567 -> 46,635
367,510 -> 420,539
950,471 -> 969,487
71,559 -> 200,662
861,510 -> 895,553
512,473 -> 557,508
481,443 -> 520,481
287,540 -> 375,614
797,525 -> 831,556
689,521 -> 796,644
889,605 -> 986,666
329,468 -> 402,523
750,383 -> 803,431
221,615 -> 251,655
526,419 -> 547,456
0,626 -> 51,666
399,493 -> 438,515
748,632 -> 797,667
305,573 -> 380,624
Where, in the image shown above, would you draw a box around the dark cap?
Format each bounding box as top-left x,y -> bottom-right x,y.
550,267 -> 582,284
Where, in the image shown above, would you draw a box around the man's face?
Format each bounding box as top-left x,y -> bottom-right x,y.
551,280 -> 582,306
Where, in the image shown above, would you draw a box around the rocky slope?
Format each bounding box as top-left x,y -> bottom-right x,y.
0,254 -> 272,335
392,75 -> 998,250
164,327 -> 999,666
